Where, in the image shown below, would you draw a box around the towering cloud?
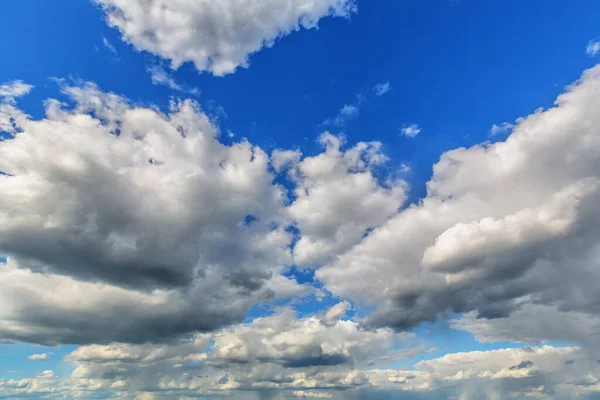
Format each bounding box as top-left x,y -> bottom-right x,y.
317,65 -> 600,336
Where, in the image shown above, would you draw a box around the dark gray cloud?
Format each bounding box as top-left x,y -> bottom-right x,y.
510,360 -> 534,370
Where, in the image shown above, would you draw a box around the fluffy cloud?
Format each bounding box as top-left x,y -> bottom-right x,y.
0,80 -> 33,135
210,303 -> 394,368
55,305 -> 412,398
0,80 -> 308,344
317,65 -> 600,338
451,304 -> 600,349
277,134 -> 406,267
0,370 -> 61,399
4,345 -> 600,399
401,124 -> 421,137
94,0 -> 356,75
66,303 -> 397,369
27,353 -> 50,361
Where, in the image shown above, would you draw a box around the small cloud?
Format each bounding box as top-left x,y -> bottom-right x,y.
373,81 -> 391,97
37,370 -> 55,378
102,36 -> 117,55
324,104 -> 360,128
147,64 -> 199,95
489,122 -> 514,136
0,80 -> 33,98
339,104 -> 359,119
356,92 -> 368,105
401,124 -> 421,138
587,39 -> 600,57
28,353 -> 49,361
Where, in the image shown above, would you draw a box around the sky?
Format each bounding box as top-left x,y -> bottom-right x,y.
1,0 -> 600,399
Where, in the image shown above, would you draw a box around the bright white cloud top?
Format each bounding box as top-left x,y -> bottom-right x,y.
2,63 -> 600,399
2,1 -> 600,396
94,0 -> 357,75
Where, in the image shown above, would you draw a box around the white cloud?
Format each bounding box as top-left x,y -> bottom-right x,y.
0,80 -> 33,98
489,121 -> 514,136
322,301 -> 352,327
147,64 -> 199,94
323,82 -> 392,129
293,390 -> 333,398
373,82 -> 391,97
317,65 -> 600,336
0,80 -> 33,135
57,305 -> 414,398
323,104 -> 360,127
95,0 -> 357,76
0,80 -> 308,344
4,344 -> 600,399
281,133 -> 406,267
3,62 -> 600,400
451,303 -> 600,349
401,124 -> 421,137
102,36 -> 117,54
587,39 -> 600,57
27,353 -> 50,361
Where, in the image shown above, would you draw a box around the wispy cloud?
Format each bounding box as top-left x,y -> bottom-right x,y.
147,64 -> 199,95
587,39 -> 600,57
373,81 -> 391,97
322,81 -> 391,129
324,104 -> 360,127
401,124 -> 421,138
0,80 -> 33,98
102,36 -> 117,55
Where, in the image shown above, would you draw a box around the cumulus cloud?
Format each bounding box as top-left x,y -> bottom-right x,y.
27,353 -> 50,361
317,65 -> 600,335
451,304 -> 600,349
0,80 -> 309,344
3,60 -> 600,400
279,134 -> 406,267
94,0 -> 357,75
401,124 -> 421,137
55,305 -> 412,398
4,345 -> 600,399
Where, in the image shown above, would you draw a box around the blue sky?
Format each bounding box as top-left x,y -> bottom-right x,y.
1,1 -> 600,399
3,0 -> 598,202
